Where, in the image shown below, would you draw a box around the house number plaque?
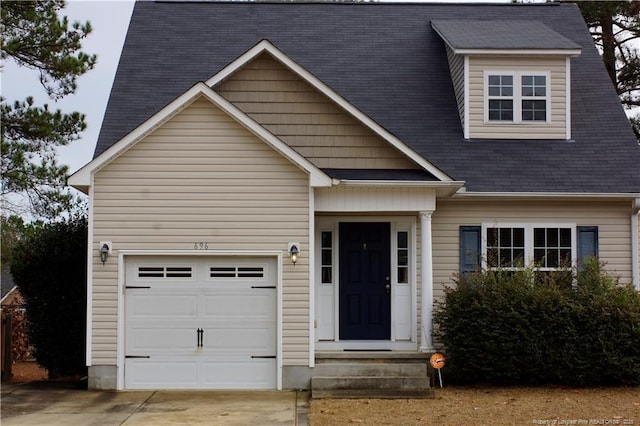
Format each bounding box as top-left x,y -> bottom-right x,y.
194,242 -> 209,250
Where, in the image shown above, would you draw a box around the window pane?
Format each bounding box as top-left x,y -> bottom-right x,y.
398,267 -> 408,284
560,248 -> 572,263
322,249 -> 332,266
321,266 -> 332,283
488,75 -> 513,97
560,228 -> 571,247
522,100 -> 546,121
547,228 -> 559,247
513,249 -> 525,267
534,228 -> 545,247
488,100 -> 514,121
499,228 -> 512,247
534,75 -> 546,86
500,249 -> 512,267
547,249 -> 559,267
487,228 -> 498,247
522,75 -> 533,86
398,249 -> 408,266
321,231 -> 332,248
398,231 -> 408,248
534,248 -> 545,264
487,248 -> 498,267
513,228 -> 525,247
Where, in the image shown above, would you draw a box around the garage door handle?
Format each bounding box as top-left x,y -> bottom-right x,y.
197,328 -> 203,347
251,355 -> 276,359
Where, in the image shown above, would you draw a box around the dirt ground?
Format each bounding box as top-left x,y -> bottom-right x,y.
7,361 -> 47,382
310,387 -> 640,425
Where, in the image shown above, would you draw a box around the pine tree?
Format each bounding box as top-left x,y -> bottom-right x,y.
1,1 -> 97,218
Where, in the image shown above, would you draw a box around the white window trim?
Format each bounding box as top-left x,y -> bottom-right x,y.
481,222 -> 577,271
484,71 -> 551,124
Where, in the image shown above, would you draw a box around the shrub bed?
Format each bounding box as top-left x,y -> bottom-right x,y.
433,259 -> 640,386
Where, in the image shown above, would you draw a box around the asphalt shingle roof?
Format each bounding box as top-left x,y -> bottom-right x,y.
431,20 -> 581,50
94,1 -> 640,194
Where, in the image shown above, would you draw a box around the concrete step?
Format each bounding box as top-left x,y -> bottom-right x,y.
312,388 -> 434,399
315,351 -> 429,362
313,362 -> 427,377
311,376 -> 431,391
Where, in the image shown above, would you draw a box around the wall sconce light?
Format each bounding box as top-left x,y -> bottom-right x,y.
288,243 -> 300,265
99,241 -> 112,264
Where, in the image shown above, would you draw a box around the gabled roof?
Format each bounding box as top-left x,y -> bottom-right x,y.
207,40 -> 453,183
69,82 -> 333,190
91,1 -> 640,194
431,20 -> 581,54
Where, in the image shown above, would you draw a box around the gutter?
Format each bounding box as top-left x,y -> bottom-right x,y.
452,191 -> 640,201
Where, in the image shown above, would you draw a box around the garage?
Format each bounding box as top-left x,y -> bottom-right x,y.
124,256 -> 277,389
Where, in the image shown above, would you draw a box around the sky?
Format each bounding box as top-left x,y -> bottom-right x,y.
2,0 -> 136,175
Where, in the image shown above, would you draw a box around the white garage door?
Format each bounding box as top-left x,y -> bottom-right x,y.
124,256 -> 277,389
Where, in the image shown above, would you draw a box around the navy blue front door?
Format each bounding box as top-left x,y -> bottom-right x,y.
339,222 -> 391,340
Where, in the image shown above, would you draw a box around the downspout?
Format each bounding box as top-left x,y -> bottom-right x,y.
632,198 -> 640,290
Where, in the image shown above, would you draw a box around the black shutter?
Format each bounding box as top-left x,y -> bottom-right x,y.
577,226 -> 598,263
459,226 -> 481,274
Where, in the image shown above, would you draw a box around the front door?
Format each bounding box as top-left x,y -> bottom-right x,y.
339,222 -> 391,340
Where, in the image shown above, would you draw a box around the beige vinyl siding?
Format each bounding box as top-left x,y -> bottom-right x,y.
91,96 -> 311,366
431,200 -> 634,301
446,46 -> 465,127
468,56 -> 567,139
216,53 -> 419,170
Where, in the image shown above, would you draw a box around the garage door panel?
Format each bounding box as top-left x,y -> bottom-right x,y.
125,256 -> 277,390
125,359 -> 198,389
202,358 -> 276,389
203,327 -> 276,353
203,291 -> 274,317
127,294 -> 198,319
127,326 -> 201,352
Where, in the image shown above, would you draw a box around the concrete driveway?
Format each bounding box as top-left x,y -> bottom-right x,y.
1,382 -> 309,425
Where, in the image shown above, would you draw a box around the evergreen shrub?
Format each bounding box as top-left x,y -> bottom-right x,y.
433,259 -> 640,386
10,217 -> 87,379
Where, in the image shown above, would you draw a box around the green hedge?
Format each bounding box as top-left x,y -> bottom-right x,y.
10,217 -> 87,379
433,259 -> 640,386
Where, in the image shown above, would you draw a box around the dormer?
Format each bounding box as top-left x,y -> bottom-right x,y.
431,20 -> 581,140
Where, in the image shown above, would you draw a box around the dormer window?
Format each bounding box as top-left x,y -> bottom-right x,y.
485,72 -> 549,123
431,19 -> 581,140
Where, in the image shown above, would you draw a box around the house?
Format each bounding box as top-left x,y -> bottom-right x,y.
69,1 -> 640,392
1,268 -> 22,308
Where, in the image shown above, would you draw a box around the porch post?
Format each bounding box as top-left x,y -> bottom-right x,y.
419,211 -> 435,352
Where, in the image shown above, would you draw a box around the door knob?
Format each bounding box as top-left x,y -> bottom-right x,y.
385,283 -> 391,294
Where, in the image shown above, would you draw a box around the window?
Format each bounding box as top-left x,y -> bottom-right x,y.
483,224 -> 575,270
397,231 -> 409,284
210,266 -> 265,279
321,231 -> 333,284
485,72 -> 549,123
138,266 -> 193,278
